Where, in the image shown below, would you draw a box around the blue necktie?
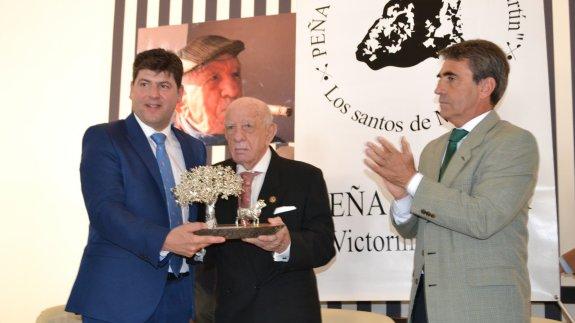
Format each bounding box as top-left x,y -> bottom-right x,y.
151,133 -> 183,276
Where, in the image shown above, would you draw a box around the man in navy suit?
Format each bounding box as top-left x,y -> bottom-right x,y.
66,48 -> 225,323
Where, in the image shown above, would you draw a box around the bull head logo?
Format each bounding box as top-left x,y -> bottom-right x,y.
356,0 -> 464,69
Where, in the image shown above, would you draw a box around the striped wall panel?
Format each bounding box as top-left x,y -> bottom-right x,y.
107,0 -> 575,320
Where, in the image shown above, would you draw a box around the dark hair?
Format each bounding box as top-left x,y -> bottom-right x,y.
438,39 -> 510,106
132,48 -> 183,87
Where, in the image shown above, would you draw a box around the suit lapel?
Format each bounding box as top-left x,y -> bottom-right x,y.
247,149 -> 283,282
124,114 -> 165,200
257,149 -> 283,221
440,111 -> 500,186
216,159 -> 240,224
428,137 -> 448,181
173,126 -> 207,222
172,126 -> 196,169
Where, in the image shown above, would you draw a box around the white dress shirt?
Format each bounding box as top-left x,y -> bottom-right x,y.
135,115 -> 190,274
237,149 -> 291,262
392,111 -> 491,224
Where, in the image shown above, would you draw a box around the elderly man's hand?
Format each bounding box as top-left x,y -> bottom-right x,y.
243,217 -> 290,253
364,136 -> 417,193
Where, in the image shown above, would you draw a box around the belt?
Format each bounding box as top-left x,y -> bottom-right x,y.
167,271 -> 190,281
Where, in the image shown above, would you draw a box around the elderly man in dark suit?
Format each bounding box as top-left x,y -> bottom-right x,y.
365,39 -> 539,322
205,97 -> 335,323
66,48 -> 225,323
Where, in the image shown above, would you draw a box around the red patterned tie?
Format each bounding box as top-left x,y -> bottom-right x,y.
240,172 -> 261,208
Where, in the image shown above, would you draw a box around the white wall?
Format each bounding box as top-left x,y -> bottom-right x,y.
0,0 -> 572,322
0,1 -> 114,321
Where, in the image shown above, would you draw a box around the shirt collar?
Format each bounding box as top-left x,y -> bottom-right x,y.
459,110 -> 491,133
134,114 -> 173,140
237,148 -> 272,174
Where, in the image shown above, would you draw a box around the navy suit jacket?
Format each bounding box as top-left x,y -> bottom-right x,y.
66,114 -> 206,322
207,149 -> 335,323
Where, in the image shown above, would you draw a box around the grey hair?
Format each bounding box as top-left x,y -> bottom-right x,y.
439,39 -> 510,106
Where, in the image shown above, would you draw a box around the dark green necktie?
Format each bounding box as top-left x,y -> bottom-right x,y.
438,128 -> 469,181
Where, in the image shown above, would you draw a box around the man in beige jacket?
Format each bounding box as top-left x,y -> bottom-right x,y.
365,39 -> 539,322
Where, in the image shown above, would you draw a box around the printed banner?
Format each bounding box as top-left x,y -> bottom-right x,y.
296,0 -> 559,301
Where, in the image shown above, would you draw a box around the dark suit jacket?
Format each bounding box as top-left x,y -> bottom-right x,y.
66,114 -> 206,323
207,149 -> 335,323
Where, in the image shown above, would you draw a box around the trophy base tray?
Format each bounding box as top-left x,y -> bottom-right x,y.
195,224 -> 284,239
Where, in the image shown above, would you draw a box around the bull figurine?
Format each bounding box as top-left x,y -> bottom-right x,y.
236,199 -> 267,226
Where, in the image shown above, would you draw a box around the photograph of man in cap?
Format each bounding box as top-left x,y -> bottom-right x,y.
174,35 -> 244,145
134,14 -> 296,147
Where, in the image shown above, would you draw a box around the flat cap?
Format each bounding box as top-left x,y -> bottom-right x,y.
178,35 -> 245,73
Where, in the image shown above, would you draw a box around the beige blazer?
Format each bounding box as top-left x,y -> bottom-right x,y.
393,111 -> 539,323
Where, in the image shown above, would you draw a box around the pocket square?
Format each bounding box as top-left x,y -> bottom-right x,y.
273,206 -> 296,214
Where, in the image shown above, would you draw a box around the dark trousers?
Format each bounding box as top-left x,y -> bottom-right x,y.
83,274 -> 194,323
195,263 -> 216,323
411,274 -> 428,323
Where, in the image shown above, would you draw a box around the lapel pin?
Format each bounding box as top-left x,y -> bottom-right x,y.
269,196 -> 277,204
